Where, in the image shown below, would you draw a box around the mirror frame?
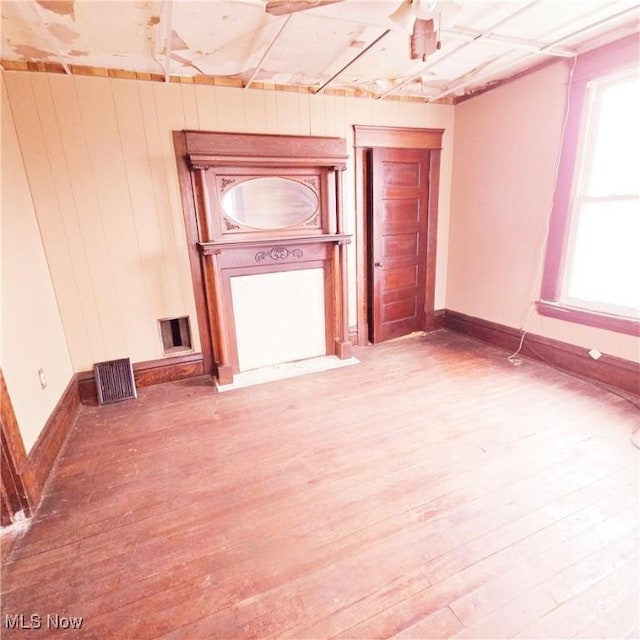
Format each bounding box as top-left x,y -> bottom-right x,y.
220,176 -> 320,231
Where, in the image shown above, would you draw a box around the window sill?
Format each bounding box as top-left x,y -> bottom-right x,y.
537,300 -> 640,337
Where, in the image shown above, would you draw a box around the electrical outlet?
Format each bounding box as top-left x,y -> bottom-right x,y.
38,368 -> 47,389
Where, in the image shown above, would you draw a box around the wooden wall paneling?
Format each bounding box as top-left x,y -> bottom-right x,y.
243,89 -> 268,133
217,87 -> 246,132
298,91 -> 311,137
74,76 -> 140,358
4,73 -> 99,368
354,94 -> 374,127
370,96 -> 395,124
28,74 -> 94,369
152,82 -> 202,346
79,75 -> 158,361
275,90 -> 300,134
309,93 -> 328,137
138,81 -> 185,318
181,84 -> 200,131
53,77 -> 120,358
46,75 -> 110,364
263,89 -> 279,134
110,77 -> 167,347
193,84 -> 220,131
325,94 -> 339,138
335,95 -> 349,146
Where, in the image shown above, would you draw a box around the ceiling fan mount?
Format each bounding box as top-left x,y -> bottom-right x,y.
264,0 -> 457,62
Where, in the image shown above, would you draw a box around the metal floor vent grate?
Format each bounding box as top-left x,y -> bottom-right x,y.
94,358 -> 137,405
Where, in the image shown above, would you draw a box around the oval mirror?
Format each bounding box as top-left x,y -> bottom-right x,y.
222,177 -> 318,230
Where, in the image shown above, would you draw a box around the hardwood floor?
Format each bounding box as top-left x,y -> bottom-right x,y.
1,330 -> 638,639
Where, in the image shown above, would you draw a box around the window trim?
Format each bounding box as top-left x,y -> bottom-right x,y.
539,34 -> 640,337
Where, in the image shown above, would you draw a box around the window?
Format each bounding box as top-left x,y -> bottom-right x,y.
538,35 -> 640,336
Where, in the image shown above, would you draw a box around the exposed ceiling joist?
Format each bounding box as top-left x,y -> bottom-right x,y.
245,15 -> 292,89
428,3 -> 640,103
378,0 -> 540,99
1,0 -> 637,102
315,28 -> 391,94
441,27 -> 575,58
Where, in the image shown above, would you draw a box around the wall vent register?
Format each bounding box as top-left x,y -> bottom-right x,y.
94,358 -> 137,405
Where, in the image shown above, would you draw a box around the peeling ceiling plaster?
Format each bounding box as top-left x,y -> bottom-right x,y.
2,0 -> 639,101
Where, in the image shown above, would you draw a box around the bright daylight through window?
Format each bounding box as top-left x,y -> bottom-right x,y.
539,36 -> 640,337
563,70 -> 640,317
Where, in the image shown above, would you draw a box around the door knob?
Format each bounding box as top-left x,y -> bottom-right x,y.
374,261 -> 383,267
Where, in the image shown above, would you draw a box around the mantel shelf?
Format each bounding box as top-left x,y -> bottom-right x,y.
198,234 -> 352,255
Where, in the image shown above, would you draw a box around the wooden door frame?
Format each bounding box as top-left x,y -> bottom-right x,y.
353,125 -> 444,346
1,370 -> 34,526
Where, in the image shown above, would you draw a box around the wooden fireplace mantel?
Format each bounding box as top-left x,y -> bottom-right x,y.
198,234 -> 352,255
174,130 -> 353,385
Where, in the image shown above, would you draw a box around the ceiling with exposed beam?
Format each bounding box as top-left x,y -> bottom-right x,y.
1,0 -> 639,102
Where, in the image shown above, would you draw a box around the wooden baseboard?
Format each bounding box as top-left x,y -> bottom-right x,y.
433,309 -> 446,330
444,309 -> 640,397
22,375 -> 80,508
348,326 -> 358,345
78,353 -> 205,404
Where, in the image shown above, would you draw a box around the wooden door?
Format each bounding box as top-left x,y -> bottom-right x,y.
370,148 -> 430,343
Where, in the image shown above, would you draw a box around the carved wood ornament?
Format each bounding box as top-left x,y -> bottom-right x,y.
174,131 -> 352,385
